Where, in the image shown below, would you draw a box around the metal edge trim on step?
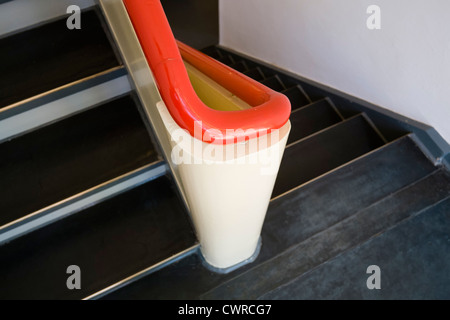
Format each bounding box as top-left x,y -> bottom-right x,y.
280,84 -> 312,105
284,113 -> 364,149
289,97 -> 340,117
443,154 -> 450,171
83,244 -> 200,300
0,66 -> 126,118
0,0 -> 96,39
360,112 -> 388,144
0,160 -> 167,245
0,67 -> 130,143
271,134 -> 412,202
324,97 -> 345,121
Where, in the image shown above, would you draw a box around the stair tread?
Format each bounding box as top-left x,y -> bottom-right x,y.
287,99 -> 342,144
262,191 -> 450,299
260,75 -> 285,91
211,47 -> 327,104
228,61 -> 248,72
273,114 -> 385,197
282,86 -> 311,110
0,95 -> 158,226
242,68 -> 265,81
264,136 -> 436,255
0,175 -> 196,299
102,136 -> 438,299
201,46 -> 223,60
0,9 -> 120,108
216,55 -> 234,65
203,169 -> 450,299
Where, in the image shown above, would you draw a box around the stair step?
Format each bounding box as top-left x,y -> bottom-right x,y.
201,46 -> 223,60
0,67 -> 130,143
0,9 -> 120,109
262,194 -> 450,299
203,169 -> 450,299
216,55 -> 234,65
243,68 -> 265,81
101,136 -> 437,299
264,136 -> 436,255
210,47 -> 324,101
86,244 -> 199,300
260,75 -> 286,92
0,161 -> 166,245
0,95 -> 157,227
0,175 -> 196,299
281,85 -> 311,110
228,61 -> 249,73
287,99 -> 343,144
273,114 -> 386,197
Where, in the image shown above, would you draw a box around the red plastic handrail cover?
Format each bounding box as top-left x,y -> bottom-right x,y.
123,0 -> 291,144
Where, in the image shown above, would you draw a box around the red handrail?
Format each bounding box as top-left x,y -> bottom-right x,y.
123,0 -> 290,144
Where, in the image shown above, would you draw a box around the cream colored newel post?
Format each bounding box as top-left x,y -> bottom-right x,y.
157,101 -> 290,271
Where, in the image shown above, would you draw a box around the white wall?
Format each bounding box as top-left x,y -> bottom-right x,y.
219,0 -> 450,144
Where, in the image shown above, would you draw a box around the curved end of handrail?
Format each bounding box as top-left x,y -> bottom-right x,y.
123,0 -> 291,144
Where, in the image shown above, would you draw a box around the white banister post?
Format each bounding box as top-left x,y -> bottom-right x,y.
157,101 -> 290,271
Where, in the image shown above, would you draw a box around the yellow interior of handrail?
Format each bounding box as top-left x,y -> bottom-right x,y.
184,61 -> 252,111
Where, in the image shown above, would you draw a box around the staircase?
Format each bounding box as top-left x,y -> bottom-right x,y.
1,6 -> 449,300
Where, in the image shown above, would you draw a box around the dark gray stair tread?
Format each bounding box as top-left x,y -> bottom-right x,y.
216,55 -> 234,65
273,114 -> 385,197
102,252 -> 224,300
203,170 -> 450,299
103,136 -> 437,299
263,136 -> 436,256
201,46 -> 223,60
287,99 -> 342,144
260,75 -> 286,91
243,68 -> 265,81
228,61 -> 249,72
211,46 -> 333,102
262,193 -> 450,300
0,95 -> 158,226
0,175 -> 196,299
282,85 -> 311,110
0,9 -> 120,108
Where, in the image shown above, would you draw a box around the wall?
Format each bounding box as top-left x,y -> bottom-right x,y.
219,0 -> 450,144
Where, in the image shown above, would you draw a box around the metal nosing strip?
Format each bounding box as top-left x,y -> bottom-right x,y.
0,67 -> 131,143
271,135 -> 412,202
83,244 -> 200,300
0,160 -> 167,245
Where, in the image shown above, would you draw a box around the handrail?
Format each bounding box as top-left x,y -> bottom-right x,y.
123,0 -> 291,144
